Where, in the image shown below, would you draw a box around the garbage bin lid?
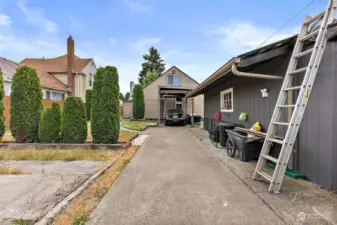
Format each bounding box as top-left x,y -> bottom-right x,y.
218,122 -> 235,127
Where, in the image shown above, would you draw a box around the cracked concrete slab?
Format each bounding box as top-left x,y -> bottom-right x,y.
89,127 -> 283,225
0,160 -> 103,224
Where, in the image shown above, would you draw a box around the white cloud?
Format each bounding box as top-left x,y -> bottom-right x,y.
0,11 -> 12,26
207,20 -> 299,55
124,0 -> 152,13
129,37 -> 161,53
17,0 -> 58,33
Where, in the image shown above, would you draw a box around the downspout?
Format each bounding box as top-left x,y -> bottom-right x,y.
232,58 -> 283,80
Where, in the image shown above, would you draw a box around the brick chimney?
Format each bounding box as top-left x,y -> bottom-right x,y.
67,35 -> 75,96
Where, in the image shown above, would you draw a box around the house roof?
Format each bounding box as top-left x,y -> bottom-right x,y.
20,54 -> 92,74
0,57 -> 18,81
143,65 -> 199,90
34,68 -> 71,92
187,23 -> 337,98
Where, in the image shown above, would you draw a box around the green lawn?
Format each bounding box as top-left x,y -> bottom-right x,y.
122,120 -> 158,131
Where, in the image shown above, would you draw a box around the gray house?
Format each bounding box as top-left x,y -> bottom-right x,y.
187,24 -> 337,191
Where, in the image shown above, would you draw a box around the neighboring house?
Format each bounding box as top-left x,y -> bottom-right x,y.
124,66 -> 203,120
187,25 -> 337,191
0,57 -> 16,96
20,36 -> 96,101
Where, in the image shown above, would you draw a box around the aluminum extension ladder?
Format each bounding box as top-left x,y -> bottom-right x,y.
253,0 -> 337,193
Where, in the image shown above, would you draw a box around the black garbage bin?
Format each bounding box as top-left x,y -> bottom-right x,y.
218,122 -> 235,147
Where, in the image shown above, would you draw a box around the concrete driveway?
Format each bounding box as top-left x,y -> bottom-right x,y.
89,126 -> 284,225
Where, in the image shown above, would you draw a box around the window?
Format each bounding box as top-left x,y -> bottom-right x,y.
167,74 -> 181,85
45,91 -> 65,100
52,92 -> 65,101
46,91 -> 51,100
89,73 -> 93,87
220,88 -> 233,112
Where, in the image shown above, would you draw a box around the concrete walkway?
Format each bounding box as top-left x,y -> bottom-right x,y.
89,127 -> 284,225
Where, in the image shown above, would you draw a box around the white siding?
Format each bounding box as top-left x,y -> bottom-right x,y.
4,81 -> 11,96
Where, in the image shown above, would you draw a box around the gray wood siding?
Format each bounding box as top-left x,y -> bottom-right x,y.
203,40 -> 337,190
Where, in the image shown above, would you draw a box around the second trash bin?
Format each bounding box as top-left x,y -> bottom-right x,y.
218,122 -> 235,147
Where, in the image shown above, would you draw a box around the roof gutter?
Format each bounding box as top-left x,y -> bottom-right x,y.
232,58 -> 283,80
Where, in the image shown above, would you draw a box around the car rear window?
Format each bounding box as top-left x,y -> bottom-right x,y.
167,109 -> 183,114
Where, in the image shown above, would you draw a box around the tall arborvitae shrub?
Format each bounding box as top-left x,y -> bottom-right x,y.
91,66 -> 120,143
91,67 -> 104,142
10,66 -> 43,143
60,97 -> 87,143
85,89 -> 93,121
0,67 -> 5,139
39,102 -> 61,143
132,84 -> 145,119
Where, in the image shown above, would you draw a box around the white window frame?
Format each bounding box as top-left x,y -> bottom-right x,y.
167,74 -> 181,85
44,90 -> 66,101
220,88 -> 233,112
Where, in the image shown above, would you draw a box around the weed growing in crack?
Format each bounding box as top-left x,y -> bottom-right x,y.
72,212 -> 88,225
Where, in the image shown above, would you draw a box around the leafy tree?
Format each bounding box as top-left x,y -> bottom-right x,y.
124,92 -> 130,101
138,47 -> 165,84
39,102 -> 61,143
119,92 -> 125,101
0,68 -> 5,139
85,90 -> 93,121
60,97 -> 87,143
91,66 -> 120,143
132,84 -> 145,119
142,70 -> 158,87
10,66 -> 43,143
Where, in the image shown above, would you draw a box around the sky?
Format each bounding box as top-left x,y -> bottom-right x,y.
0,0 -> 328,94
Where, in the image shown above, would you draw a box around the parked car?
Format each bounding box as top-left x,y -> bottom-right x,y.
164,109 -> 186,126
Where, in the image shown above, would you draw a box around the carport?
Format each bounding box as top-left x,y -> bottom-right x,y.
157,86 -> 195,125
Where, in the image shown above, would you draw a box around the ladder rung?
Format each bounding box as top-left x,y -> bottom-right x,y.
278,104 -> 295,108
294,48 -> 314,58
257,171 -> 272,182
299,29 -> 319,42
304,11 -> 325,25
273,122 -> 289,126
262,154 -> 279,163
288,67 -> 307,75
268,138 -> 284,144
284,86 -> 301,91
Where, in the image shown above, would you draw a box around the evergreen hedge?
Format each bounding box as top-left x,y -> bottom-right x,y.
10,66 -> 43,143
39,102 -> 61,143
0,68 -> 5,138
132,84 -> 145,119
60,97 -> 87,143
91,66 -> 120,143
85,89 -> 93,121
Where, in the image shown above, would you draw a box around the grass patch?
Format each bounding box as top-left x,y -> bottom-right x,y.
0,149 -> 120,161
122,120 -> 158,131
2,124 -> 138,144
52,146 -> 140,225
0,166 -> 30,175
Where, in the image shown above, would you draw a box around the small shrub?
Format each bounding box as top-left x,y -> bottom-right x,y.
85,89 -> 93,121
132,84 -> 145,119
91,66 -> 120,144
10,66 -> 43,143
39,102 -> 61,143
60,97 -> 87,143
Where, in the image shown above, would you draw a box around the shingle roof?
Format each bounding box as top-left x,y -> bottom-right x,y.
0,57 -> 18,81
20,54 -> 92,73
